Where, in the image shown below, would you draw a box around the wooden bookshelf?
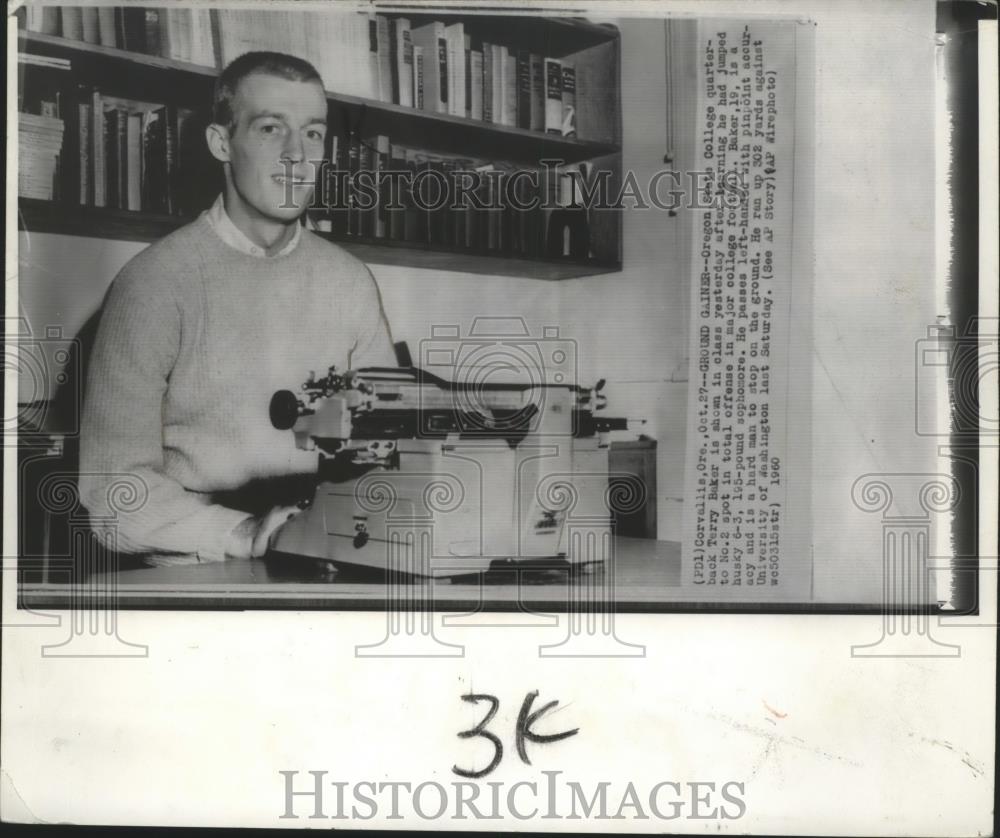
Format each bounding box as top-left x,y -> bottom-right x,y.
17,14 -> 623,280
17,198 -> 620,280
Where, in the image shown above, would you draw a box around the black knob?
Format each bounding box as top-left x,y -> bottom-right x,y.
269,390 -> 301,430
353,530 -> 370,549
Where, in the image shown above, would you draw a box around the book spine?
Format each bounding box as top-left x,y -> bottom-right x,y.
438,36 -> 448,111
388,18 -> 400,104
104,109 -> 118,209
516,50 -> 531,130
561,63 -> 576,137
464,36 -> 472,118
116,109 -> 128,209
503,48 -> 517,128
482,44 -> 493,123
78,102 -> 91,204
347,132 -> 360,236
544,58 -> 563,135
413,46 -> 424,110
144,9 -> 161,56
127,113 -> 142,210
92,92 -> 105,207
401,23 -> 413,108
122,8 -> 146,53
470,50 -> 483,121
386,143 -> 405,241
529,54 -> 544,131
366,14 -> 380,102
97,8 -> 116,47
164,104 -> 177,214
373,134 -> 389,238
376,16 -> 392,103
60,7 -> 82,41
81,8 -> 99,43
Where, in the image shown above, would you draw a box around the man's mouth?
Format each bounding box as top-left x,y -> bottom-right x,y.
273,175 -> 313,187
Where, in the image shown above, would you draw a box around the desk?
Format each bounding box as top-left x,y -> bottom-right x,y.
22,537 -> 681,611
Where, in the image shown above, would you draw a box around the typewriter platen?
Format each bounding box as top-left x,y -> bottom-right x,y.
268,363 -> 643,577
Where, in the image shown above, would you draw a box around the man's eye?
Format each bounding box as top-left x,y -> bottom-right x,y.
259,123 -> 283,135
307,129 -> 325,141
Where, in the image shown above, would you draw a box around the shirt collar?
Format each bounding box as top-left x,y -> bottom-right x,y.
205,195 -> 301,258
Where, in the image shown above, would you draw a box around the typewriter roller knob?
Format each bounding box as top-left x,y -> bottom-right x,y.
269,389 -> 302,430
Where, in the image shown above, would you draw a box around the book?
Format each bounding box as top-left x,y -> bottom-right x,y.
117,7 -> 146,52
18,54 -> 71,71
364,13 -> 381,101
92,91 -> 105,207
97,8 -> 116,47
410,22 -> 448,114
544,58 -> 563,134
373,134 -> 390,238
104,107 -> 123,209
502,48 -> 517,128
143,9 -> 160,56
346,131 -> 360,236
163,105 -> 177,214
26,6 -> 59,35
482,43 -> 494,123
81,7 -> 99,43
529,54 -> 544,131
78,101 -> 91,204
402,148 -> 423,243
444,23 -> 465,117
464,35 -> 472,118
469,49 -> 483,121
173,106 -> 203,215
386,143 -> 406,241
60,7 -> 82,41
17,113 -> 64,200
142,108 -> 167,212
391,18 -> 413,107
516,50 -> 531,130
190,8 -> 216,67
413,45 -> 424,109
126,112 -> 142,210
561,63 -> 576,137
376,15 -> 392,103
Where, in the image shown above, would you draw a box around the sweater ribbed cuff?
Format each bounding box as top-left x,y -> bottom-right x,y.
197,508 -> 257,563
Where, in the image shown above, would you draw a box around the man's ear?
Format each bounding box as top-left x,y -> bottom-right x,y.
206,122 -> 231,163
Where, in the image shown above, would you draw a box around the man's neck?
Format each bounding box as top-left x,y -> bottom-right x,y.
222,191 -> 297,256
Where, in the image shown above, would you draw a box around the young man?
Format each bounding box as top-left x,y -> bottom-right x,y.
80,52 -> 395,565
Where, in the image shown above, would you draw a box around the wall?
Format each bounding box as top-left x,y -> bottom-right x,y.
555,18 -> 695,541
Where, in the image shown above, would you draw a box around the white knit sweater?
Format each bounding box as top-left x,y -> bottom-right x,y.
79,212 -> 395,564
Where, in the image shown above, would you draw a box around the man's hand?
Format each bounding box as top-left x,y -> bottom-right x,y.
226,505 -> 303,559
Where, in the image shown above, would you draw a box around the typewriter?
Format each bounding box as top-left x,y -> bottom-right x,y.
267,360 -> 642,577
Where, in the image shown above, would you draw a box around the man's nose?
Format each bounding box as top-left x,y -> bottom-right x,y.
280,129 -> 305,163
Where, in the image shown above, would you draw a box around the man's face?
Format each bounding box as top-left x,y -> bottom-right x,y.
223,72 -> 328,223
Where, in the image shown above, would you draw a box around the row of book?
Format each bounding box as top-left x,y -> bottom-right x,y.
17,57 -> 216,214
24,6 -> 216,66
311,134 -> 592,259
215,12 -> 582,135
25,7 -> 601,138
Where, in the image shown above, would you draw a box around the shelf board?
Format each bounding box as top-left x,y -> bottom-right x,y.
19,30 -> 620,164
17,199 -> 621,281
